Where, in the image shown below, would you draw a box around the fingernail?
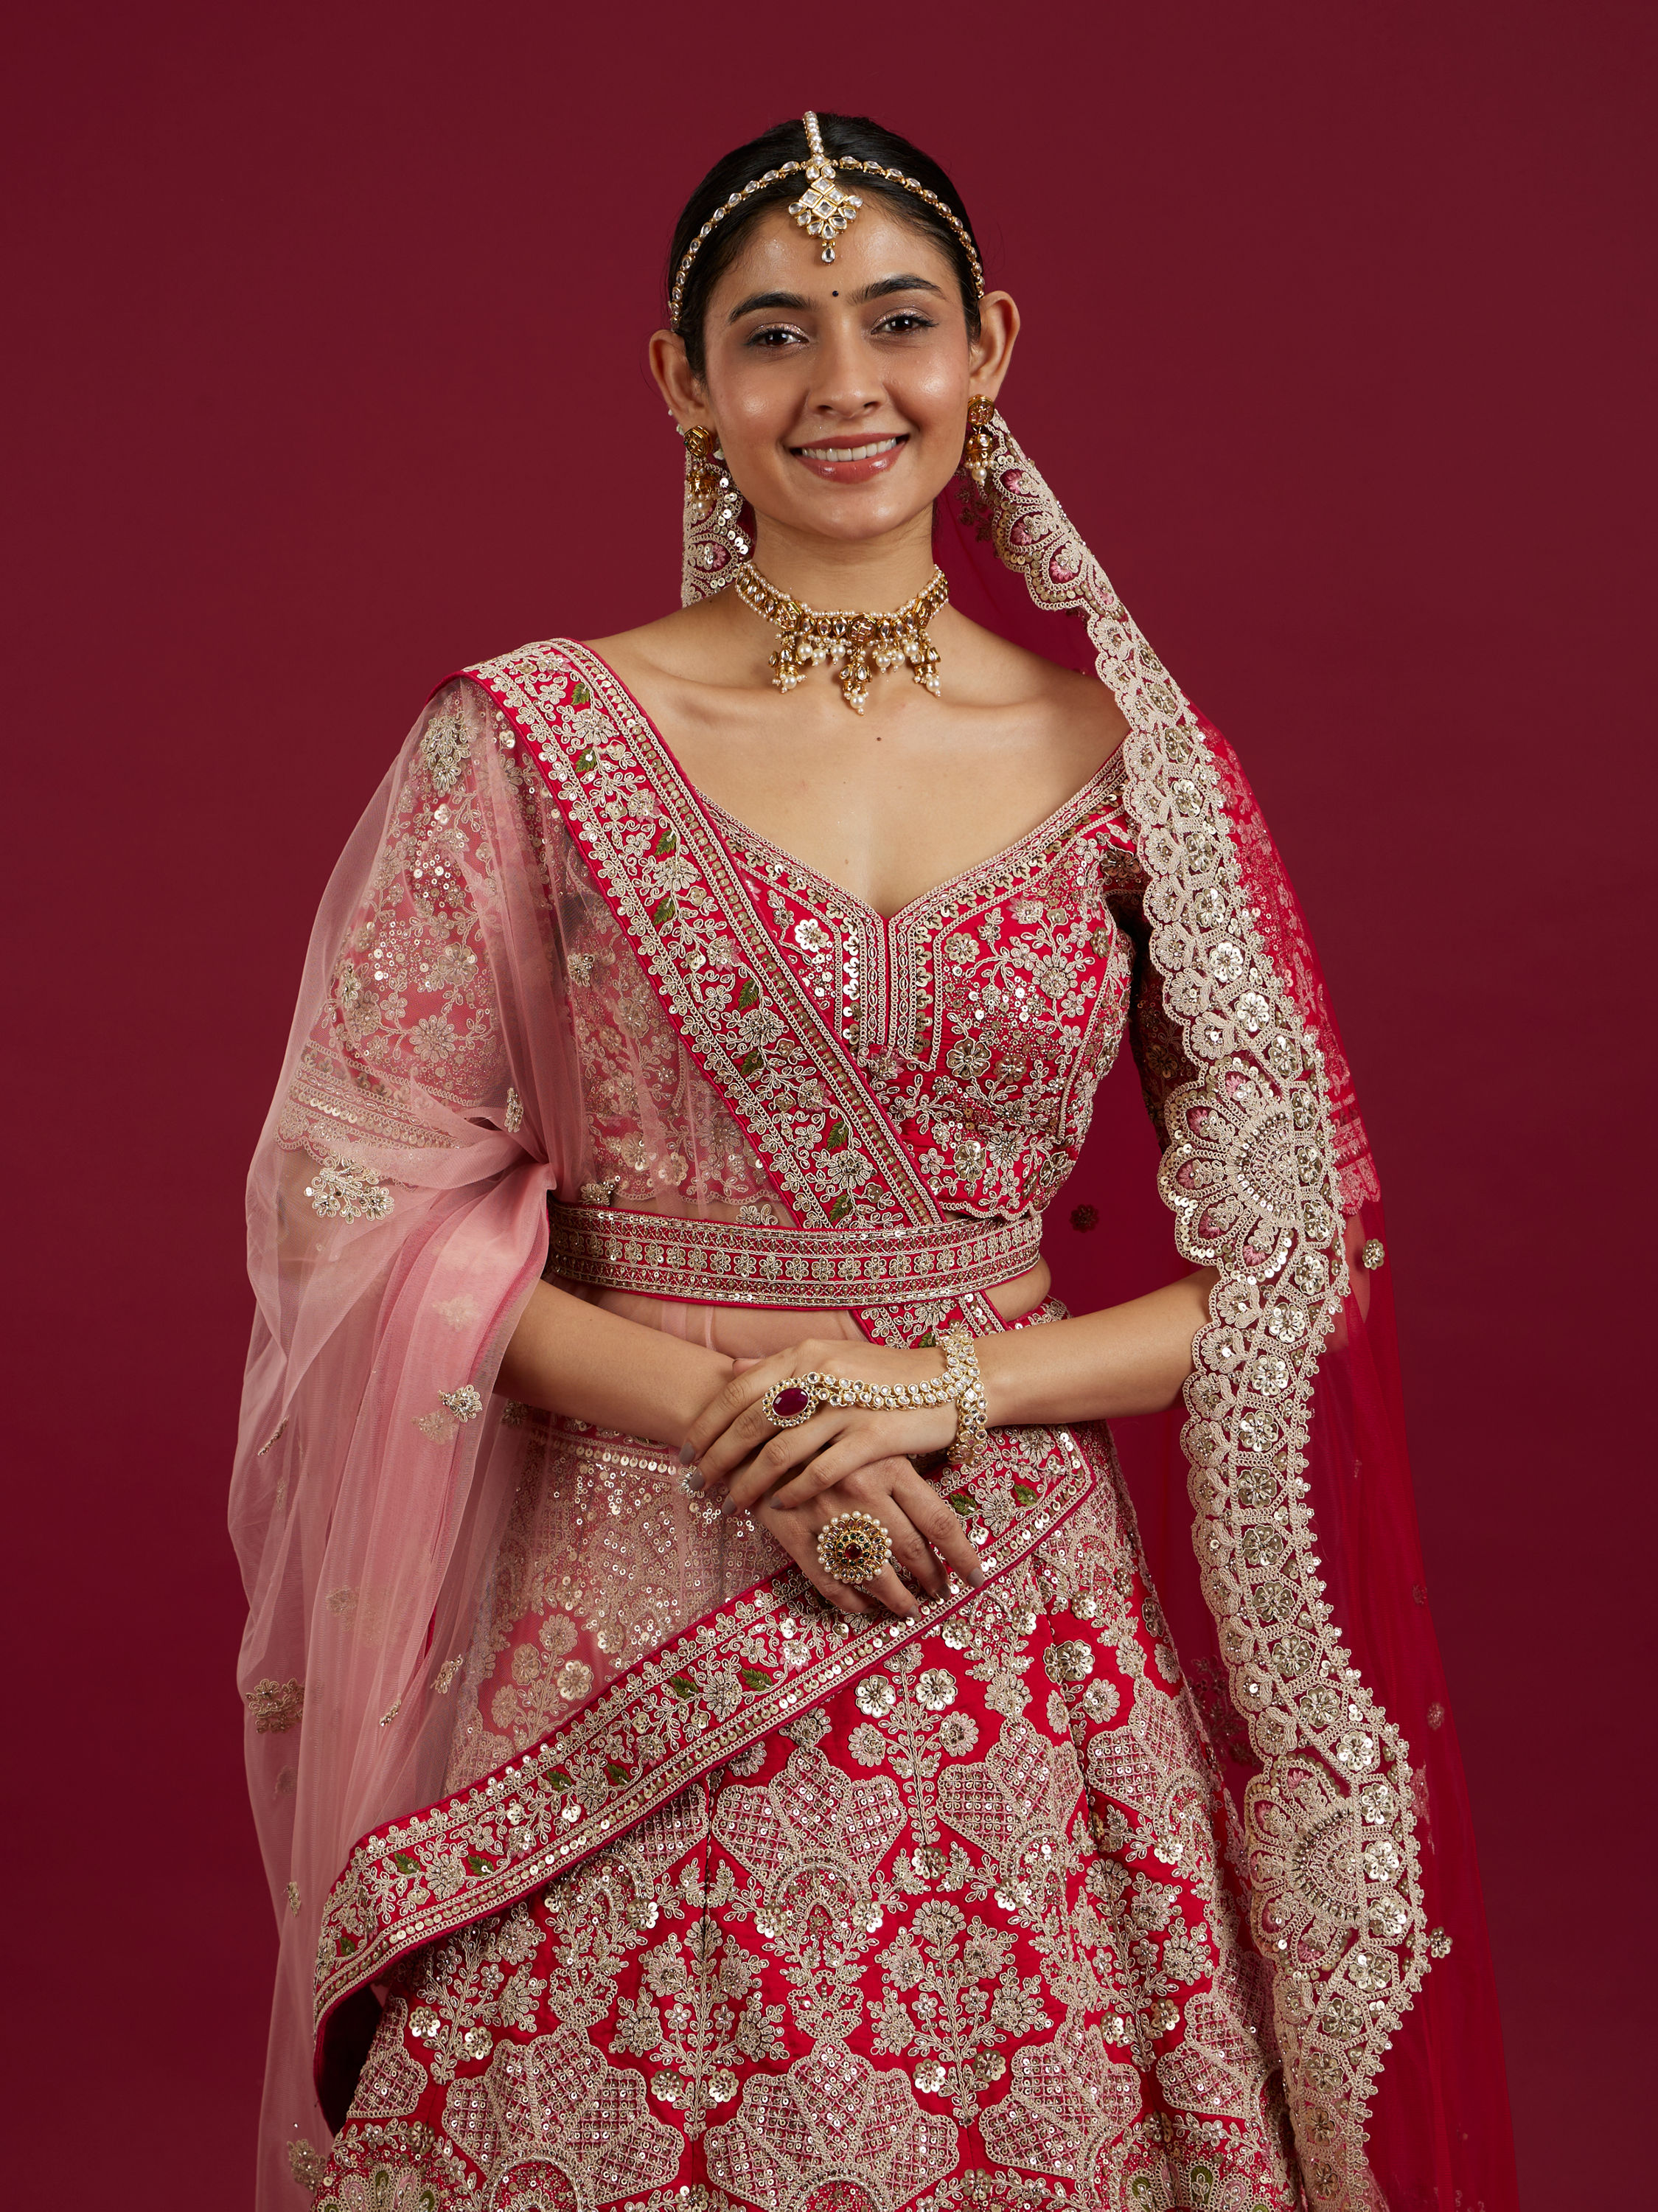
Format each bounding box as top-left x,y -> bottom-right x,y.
678,1442 -> 696,1465
717,1493 -> 735,1518
683,1470 -> 706,1492
968,1567 -> 986,1588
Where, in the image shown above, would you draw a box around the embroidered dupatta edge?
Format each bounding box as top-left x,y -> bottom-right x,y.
952,413 -> 1429,2202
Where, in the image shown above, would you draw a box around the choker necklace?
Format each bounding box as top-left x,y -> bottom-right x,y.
732,562 -> 950,714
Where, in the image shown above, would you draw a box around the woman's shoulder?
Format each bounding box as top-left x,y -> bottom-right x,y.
944,608 -> 1129,747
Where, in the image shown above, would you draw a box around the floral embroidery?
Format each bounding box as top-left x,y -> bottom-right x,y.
304,1156 -> 394,1222
282,689 -> 509,1164
318,1470 -> 1296,2209
316,1430 -> 1096,2029
699,780 -> 1140,1222
288,2140 -> 327,2191
245,1677 -> 305,1733
706,2041 -> 959,2209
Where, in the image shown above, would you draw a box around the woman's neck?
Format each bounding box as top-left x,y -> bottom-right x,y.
745,509 -> 938,611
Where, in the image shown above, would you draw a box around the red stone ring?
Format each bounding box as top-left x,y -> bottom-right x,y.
762,1374 -> 830,1430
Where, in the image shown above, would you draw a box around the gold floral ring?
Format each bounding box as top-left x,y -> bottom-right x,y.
814,1511 -> 894,1589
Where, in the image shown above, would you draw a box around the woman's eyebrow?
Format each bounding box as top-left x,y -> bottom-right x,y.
853,274 -> 945,303
726,289 -> 812,321
724,274 -> 946,323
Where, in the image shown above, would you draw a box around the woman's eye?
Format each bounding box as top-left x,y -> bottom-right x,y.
874,312 -> 936,335
746,324 -> 807,349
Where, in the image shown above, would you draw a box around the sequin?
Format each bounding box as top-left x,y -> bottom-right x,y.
1043,1639 -> 1093,1683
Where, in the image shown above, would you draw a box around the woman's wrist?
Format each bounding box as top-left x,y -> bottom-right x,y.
673,1350 -> 736,1437
973,1331 -> 1024,1431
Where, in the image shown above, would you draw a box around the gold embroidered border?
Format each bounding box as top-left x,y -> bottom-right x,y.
470,643 -> 944,1234
313,1422 -> 1097,2040
964,411 -> 1429,2206
546,1203 -> 1042,1308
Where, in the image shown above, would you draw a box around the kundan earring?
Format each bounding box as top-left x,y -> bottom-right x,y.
678,423 -> 750,607
963,395 -> 1000,491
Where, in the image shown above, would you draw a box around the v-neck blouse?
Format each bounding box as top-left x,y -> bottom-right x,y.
694,754 -> 1147,1223
520,652 -> 1154,1228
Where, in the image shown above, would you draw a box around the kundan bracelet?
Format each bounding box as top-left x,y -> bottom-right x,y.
761,1324 -> 989,1473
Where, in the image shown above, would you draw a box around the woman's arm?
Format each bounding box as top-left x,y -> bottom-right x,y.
975,1270 -> 1217,1428
682,1269 -> 1218,1515
498,1279 -> 735,1447
498,1280 -> 984,1616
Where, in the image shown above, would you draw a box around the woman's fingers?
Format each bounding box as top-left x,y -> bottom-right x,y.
762,1408 -> 953,1512
758,1465 -> 988,1621
882,1507 -> 947,1599
756,1499 -> 875,1615
894,1467 -> 986,1588
682,1358 -> 794,1481
762,1485 -> 928,1618
859,1564 -> 922,1618
708,1415 -> 849,1509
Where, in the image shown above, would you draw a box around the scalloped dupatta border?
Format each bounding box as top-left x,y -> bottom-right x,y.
961,409 -> 1430,2208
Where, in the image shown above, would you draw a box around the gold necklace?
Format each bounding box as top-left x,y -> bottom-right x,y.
731,561 -> 950,715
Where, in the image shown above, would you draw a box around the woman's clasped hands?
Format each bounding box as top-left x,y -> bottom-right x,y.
678,1338 -> 987,1618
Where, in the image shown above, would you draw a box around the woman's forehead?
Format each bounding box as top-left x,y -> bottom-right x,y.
706,200 -> 959,312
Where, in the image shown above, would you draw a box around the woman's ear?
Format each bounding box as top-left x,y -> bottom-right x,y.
649,329 -> 710,432
967,290 -> 1021,404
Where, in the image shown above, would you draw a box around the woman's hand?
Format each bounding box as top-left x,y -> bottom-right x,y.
681,1338 -> 960,1515
751,1454 -> 985,1618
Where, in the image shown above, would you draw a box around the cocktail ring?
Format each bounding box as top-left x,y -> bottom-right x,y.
762,1374 -> 826,1430
815,1510 -> 894,1588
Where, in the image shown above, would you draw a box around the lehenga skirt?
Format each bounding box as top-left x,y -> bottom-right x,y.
313,1412 -> 1298,2212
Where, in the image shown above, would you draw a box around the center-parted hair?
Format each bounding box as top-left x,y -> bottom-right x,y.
667,114 -> 984,377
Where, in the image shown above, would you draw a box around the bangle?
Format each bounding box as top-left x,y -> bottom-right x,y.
941,1324 -> 989,1471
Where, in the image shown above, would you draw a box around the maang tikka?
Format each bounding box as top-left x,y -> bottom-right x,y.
787,111 -> 864,262
668,112 -> 984,334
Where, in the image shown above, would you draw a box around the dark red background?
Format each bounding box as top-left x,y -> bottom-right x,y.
7,3 -> 1651,2201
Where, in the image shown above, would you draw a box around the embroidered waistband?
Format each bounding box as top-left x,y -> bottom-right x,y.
545,1204 -> 1042,1308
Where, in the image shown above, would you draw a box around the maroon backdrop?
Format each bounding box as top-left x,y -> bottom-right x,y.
7,3 -> 1651,2202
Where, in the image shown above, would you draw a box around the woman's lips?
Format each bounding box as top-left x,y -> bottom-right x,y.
788,433 -> 908,483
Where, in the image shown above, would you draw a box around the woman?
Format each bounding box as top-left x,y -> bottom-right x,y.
234,112 -> 1515,2212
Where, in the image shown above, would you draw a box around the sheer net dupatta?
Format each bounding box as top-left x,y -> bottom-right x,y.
934,415 -> 1516,2211
231,681 -> 584,2204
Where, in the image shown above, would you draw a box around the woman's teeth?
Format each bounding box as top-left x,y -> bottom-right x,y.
799,437 -> 902,462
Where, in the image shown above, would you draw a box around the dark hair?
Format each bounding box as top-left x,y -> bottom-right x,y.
667,114 -> 983,376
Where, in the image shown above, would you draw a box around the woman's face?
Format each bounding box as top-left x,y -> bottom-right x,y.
658,201 -> 1017,549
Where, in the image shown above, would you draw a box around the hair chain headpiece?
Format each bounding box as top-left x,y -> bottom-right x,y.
787,111 -> 863,260
669,112 -> 986,333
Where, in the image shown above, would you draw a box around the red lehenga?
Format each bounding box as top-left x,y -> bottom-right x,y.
233,415 -> 1516,2212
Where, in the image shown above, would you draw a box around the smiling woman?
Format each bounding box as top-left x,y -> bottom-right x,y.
233,109 -> 1516,2212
